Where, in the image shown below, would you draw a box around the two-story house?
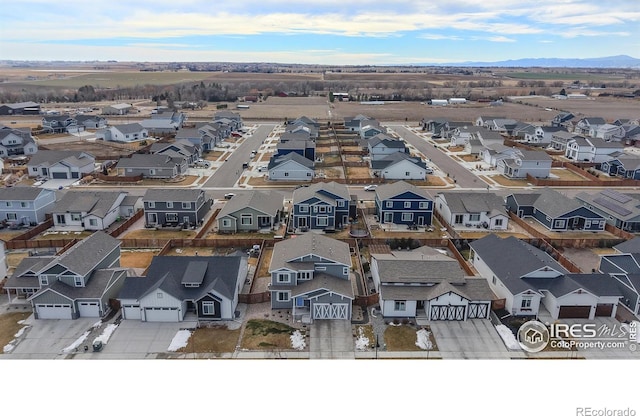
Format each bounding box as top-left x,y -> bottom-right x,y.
496,150 -> 552,179
51,191 -> 130,231
565,136 -> 624,163
292,181 -> 354,231
0,187 -> 56,225
574,117 -> 607,136
3,232 -> 128,319
143,188 -> 212,228
367,134 -> 407,161
374,181 -> 433,227
269,233 -> 353,322
42,115 -> 80,134
0,127 -> 38,157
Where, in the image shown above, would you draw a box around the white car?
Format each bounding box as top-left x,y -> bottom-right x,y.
364,185 -> 378,191
224,193 -> 236,200
425,167 -> 434,174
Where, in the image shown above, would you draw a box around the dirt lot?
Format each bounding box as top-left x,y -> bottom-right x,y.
40,140 -> 136,159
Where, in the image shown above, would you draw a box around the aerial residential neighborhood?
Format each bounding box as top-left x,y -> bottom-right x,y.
0,64 -> 639,368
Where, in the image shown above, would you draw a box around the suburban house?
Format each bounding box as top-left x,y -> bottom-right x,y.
598,247 -> 640,316
292,181 -> 354,231
143,188 -> 212,228
522,126 -> 566,146
42,115 -> 81,134
217,191 -> 283,234
574,117 -> 607,136
551,112 -> 575,129
267,152 -> 314,182
214,110 -> 243,131
421,118 -> 470,138
360,121 -> 386,139
0,187 -> 57,225
434,192 -> 508,231
114,153 -> 187,179
27,150 -> 96,179
0,101 -> 41,116
3,232 -> 128,319
0,127 -> 38,157
496,150 -> 552,179
139,118 -> 180,135
506,188 -> 606,232
550,131 -> 581,152
367,134 -> 407,161
102,103 -> 132,115
370,245 -> 494,320
590,124 -> 626,141
150,140 -> 201,166
565,136 -> 624,163
276,131 -> 316,161
96,123 -> 149,143
575,189 -> 640,232
269,233 -> 353,322
480,144 -> 518,166
470,234 -> 622,319
74,114 -> 107,130
374,181 -> 433,227
371,152 -> 428,180
117,255 -> 247,322
599,155 -> 640,179
51,191 -> 130,231
344,114 -> 371,132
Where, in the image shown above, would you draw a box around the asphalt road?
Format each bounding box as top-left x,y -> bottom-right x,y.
390,124 -> 487,189
202,123 -> 277,188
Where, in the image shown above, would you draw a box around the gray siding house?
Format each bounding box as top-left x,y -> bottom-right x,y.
27,150 -> 96,179
217,191 -> 283,234
269,233 -> 353,322
143,188 -> 212,228
267,152 -> 314,181
51,191 -> 129,231
0,187 -> 57,225
115,153 -> 186,179
3,232 -> 128,319
0,128 -> 38,157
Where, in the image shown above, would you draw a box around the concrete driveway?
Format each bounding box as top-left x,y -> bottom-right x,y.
429,319 -> 511,359
310,320 -> 355,359
1,315 -> 98,359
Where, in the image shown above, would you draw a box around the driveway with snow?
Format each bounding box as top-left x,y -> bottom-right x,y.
429,319 -> 511,359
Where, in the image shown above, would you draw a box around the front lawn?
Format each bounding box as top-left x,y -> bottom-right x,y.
180,326 -> 241,354
240,319 -> 300,350
384,324 -> 438,352
0,312 -> 31,353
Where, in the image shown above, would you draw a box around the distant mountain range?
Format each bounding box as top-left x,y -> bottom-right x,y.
432,55 -> 640,68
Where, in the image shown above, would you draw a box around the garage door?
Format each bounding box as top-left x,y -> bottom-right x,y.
36,304 -> 72,319
52,172 -> 68,179
595,304 -> 614,317
430,305 -> 465,321
78,301 -> 100,317
467,303 -> 489,319
123,305 -> 141,320
313,303 -> 349,320
144,307 -> 180,322
558,306 -> 591,319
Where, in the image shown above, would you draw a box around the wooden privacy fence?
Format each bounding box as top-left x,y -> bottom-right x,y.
10,218 -> 53,241
109,209 -> 144,238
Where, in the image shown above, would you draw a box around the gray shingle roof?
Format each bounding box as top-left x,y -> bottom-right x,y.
438,192 -> 505,214
144,188 -> 204,202
370,152 -> 426,170
270,233 -> 350,272
292,181 -> 349,204
374,180 -> 432,201
28,150 -> 94,167
53,191 -> 125,218
0,187 -> 52,201
613,238 -> 640,254
116,153 -> 180,169
40,269 -> 128,300
268,152 -> 314,170
113,123 -> 145,134
289,272 -> 354,298
531,188 -> 584,218
52,232 -> 120,276
217,190 -> 283,218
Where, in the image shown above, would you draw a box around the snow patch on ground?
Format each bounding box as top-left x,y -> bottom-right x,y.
167,329 -> 192,352
495,324 -> 521,350
290,330 -> 306,350
355,327 -> 370,351
92,320 -> 103,328
94,324 -> 118,345
62,331 -> 90,353
415,329 -> 433,350
3,343 -> 15,353
14,326 -> 28,338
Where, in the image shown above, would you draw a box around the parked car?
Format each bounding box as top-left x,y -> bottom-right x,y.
224,193 -> 236,200
424,167 -> 434,174
364,185 -> 378,191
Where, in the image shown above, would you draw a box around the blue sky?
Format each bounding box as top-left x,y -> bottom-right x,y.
1,0 -> 638,64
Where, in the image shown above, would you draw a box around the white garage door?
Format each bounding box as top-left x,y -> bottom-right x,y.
123,305 -> 141,320
144,307 -> 180,322
37,304 -> 72,319
313,303 -> 349,320
78,302 -> 100,317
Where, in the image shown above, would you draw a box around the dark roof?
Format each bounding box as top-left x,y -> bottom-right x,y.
38,269 -> 128,300
614,238 -> 640,254
370,152 -> 426,170
268,152 -> 314,170
118,255 -> 246,302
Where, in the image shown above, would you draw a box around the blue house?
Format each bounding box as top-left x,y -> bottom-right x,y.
292,181 -> 354,231
600,155 -> 640,180
276,131 -> 315,161
506,187 -> 605,232
374,181 -> 433,227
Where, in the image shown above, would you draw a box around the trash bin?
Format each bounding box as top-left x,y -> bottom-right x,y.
92,340 -> 103,352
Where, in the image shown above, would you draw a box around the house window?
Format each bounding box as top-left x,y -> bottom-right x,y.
222,219 -> 231,227
404,201 -> 411,208
405,172 -> 410,176
492,276 -> 496,285
40,276 -> 48,286
240,214 -> 252,225
315,266 -> 326,271
20,202 -> 28,208
343,267 -> 349,275
298,272 -> 312,280
317,217 -> 328,227
454,214 -> 464,224
299,205 -> 308,213
318,206 -> 327,213
306,172 -> 311,176
157,292 -> 163,299
70,213 -> 81,222
3,202 -> 10,207
284,172 -> 289,177
6,213 -> 17,221
89,219 -> 98,227
521,298 -> 532,309
394,301 -> 406,311
386,201 -> 393,208
182,202 -> 191,209
277,291 -> 290,302
167,202 -> 173,208
337,200 -> 345,207
277,273 -> 290,283
74,276 -> 83,287
469,214 -> 481,222
495,218 -> 503,227
147,202 -> 155,208
419,202 -> 429,210
166,213 -> 178,222
402,213 -> 413,222
202,301 -> 215,315
555,219 -> 565,229
55,214 -> 65,224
